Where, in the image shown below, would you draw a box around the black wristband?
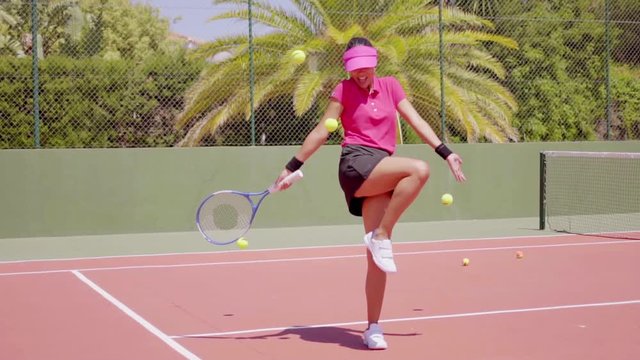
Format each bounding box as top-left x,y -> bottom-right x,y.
285,156 -> 304,172
435,143 -> 453,160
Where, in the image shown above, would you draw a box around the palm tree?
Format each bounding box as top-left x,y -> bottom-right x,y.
446,0 -> 499,17
0,6 -> 25,57
0,0 -> 84,57
176,0 -> 519,145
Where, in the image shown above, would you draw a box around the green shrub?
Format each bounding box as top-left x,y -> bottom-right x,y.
0,54 -> 203,148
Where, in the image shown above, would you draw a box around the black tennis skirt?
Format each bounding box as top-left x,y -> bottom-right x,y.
338,144 -> 390,216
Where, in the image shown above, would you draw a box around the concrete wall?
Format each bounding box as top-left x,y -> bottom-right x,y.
1,141 -> 638,238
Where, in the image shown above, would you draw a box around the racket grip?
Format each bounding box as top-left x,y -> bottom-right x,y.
271,170 -> 304,193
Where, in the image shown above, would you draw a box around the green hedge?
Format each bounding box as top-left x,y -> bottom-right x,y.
0,55 -> 203,148
0,59 -> 33,148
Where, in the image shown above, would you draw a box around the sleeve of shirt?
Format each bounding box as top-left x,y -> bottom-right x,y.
330,81 -> 344,104
390,77 -> 407,106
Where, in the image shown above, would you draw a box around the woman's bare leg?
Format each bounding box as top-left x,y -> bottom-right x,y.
356,157 -> 430,240
362,193 -> 392,325
358,156 -> 430,326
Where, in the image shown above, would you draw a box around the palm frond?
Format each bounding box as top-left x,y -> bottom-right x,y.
294,70 -> 332,115
248,57 -> 300,116
466,98 -> 509,143
206,91 -> 249,133
0,9 -> 18,26
443,31 -> 518,49
372,5 -> 493,36
177,110 -> 218,146
444,67 -> 518,141
210,3 -> 312,41
376,35 -> 409,65
189,35 -> 250,59
441,5 -> 495,29
445,65 -> 517,110
326,24 -> 365,45
177,57 -> 248,127
447,47 -> 507,79
440,80 -> 480,142
289,0 -> 328,34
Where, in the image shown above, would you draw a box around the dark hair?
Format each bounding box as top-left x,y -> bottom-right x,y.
345,37 -> 373,51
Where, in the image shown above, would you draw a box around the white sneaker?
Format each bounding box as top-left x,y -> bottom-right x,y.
364,232 -> 397,273
363,323 -> 388,350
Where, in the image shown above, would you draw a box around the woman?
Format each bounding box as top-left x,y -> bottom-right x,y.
277,37 -> 466,350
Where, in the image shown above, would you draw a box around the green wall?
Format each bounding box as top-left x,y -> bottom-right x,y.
1,141 -> 638,238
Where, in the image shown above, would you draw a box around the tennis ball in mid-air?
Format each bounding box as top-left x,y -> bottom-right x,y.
324,118 -> 338,132
291,50 -> 306,64
441,193 -> 453,206
236,237 -> 249,249
462,258 -> 470,266
516,251 -> 524,259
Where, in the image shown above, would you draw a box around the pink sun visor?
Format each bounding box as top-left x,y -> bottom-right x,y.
343,46 -> 378,72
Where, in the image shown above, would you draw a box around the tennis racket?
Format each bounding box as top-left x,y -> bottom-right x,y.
196,170 -> 304,245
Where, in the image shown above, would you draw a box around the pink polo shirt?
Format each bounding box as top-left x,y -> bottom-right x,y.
330,76 -> 406,154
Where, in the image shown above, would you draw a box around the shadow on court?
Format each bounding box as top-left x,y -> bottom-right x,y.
190,326 -> 420,350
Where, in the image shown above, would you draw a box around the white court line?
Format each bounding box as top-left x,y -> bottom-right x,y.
1,239 -> 639,277
173,299 -> 640,338
3,230 -> 637,265
0,233 -> 575,264
72,270 -> 201,360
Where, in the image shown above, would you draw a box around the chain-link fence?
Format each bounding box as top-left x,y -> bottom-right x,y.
1,0 -> 638,149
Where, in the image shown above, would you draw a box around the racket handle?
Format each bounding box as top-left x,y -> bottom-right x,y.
270,169 -> 304,193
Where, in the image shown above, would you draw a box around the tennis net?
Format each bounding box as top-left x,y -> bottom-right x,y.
539,151 -> 640,239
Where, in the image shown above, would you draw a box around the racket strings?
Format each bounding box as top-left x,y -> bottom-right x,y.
199,193 -> 253,243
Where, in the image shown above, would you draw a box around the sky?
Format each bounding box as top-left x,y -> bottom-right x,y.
135,0 -> 294,42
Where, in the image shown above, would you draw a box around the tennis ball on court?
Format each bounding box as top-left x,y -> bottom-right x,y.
291,49 -> 306,64
441,193 -> 453,206
516,251 -> 524,259
462,258 -> 470,266
324,118 -> 338,132
237,237 -> 249,249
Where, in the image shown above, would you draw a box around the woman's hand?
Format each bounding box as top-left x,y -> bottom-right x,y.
446,154 -> 466,182
274,169 -> 294,191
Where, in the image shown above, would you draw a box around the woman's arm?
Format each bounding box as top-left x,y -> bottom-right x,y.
276,100 -> 343,187
293,100 -> 343,163
397,99 -> 466,182
397,99 -> 443,148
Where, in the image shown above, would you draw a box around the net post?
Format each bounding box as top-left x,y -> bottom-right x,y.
605,0 -> 612,140
539,151 -> 547,230
438,0 -> 446,140
32,0 -> 41,148
248,0 -> 255,146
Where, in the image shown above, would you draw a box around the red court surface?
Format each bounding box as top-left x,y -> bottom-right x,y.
1,233 -> 639,360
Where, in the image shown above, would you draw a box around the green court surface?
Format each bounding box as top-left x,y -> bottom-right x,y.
0,217 -> 556,262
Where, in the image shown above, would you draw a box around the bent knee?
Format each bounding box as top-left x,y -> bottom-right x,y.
411,160 -> 430,182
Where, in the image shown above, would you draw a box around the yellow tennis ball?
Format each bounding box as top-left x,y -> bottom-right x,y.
236,237 -> 249,249
441,193 -> 453,206
324,118 -> 338,132
291,50 -> 306,64
462,258 -> 470,266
